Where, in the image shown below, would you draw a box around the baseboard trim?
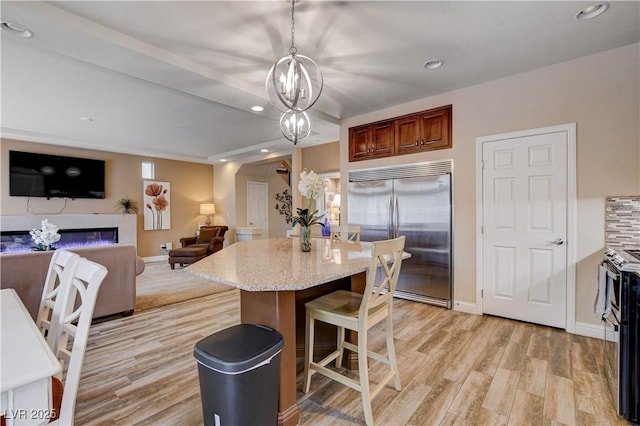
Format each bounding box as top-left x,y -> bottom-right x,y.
574,321 -> 605,340
142,255 -> 168,263
453,300 -> 482,315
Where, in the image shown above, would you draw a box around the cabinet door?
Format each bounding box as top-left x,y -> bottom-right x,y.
370,121 -> 394,157
349,125 -> 372,161
394,115 -> 422,154
419,106 -> 451,151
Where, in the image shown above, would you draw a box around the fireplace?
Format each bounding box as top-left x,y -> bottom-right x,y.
0,214 -> 137,251
1,227 -> 119,253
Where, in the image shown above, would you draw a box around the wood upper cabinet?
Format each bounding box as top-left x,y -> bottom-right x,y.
349,125 -> 371,161
349,120 -> 394,161
395,105 -> 452,154
349,105 -> 452,162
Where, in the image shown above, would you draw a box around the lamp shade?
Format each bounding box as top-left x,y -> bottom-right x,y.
332,194 -> 341,208
200,203 -> 216,215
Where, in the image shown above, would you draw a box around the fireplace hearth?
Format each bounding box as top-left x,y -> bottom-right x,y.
1,227 -> 118,253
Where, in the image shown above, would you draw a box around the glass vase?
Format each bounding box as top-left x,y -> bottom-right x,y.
300,226 -> 312,252
321,217 -> 331,237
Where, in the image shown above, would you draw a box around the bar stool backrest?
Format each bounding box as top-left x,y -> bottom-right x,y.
331,225 -> 362,243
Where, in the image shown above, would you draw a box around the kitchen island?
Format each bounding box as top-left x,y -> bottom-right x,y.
186,237 -> 384,426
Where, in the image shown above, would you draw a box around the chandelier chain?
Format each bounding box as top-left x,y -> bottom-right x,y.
289,0 -> 297,55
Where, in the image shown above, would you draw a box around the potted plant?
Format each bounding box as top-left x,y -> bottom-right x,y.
116,197 -> 139,214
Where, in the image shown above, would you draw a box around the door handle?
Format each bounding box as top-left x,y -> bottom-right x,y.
394,195 -> 399,239
388,195 -> 393,239
549,238 -> 564,245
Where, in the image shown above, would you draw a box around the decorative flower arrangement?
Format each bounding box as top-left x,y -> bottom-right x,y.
145,183 -> 169,230
292,169 -> 327,251
30,219 -> 61,251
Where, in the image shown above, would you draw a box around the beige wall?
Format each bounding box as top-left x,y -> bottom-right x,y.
301,141 -> 340,173
1,138 -> 214,257
213,161 -> 242,227
340,43 -> 640,326
234,174 -> 251,227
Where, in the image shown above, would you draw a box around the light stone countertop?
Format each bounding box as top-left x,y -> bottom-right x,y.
186,237 -> 379,291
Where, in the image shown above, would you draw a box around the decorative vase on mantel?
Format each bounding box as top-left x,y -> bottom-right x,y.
300,226 -> 312,252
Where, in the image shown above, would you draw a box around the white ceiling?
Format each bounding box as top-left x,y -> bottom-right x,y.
1,1 -> 638,164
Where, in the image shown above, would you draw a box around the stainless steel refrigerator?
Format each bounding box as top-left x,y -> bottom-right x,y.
348,160 -> 452,307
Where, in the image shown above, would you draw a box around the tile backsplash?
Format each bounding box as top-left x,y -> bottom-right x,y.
605,196 -> 640,249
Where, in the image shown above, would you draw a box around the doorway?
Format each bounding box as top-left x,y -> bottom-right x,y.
476,124 -> 576,330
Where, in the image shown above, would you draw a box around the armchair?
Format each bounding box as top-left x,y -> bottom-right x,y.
179,226 -> 229,255
169,226 -> 229,270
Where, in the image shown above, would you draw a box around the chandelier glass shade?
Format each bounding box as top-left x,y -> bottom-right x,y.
279,110 -> 310,145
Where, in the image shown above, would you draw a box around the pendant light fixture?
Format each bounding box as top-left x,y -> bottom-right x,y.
266,0 -> 323,114
279,110 -> 311,145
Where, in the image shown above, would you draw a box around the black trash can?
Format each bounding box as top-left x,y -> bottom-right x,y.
194,324 -> 284,426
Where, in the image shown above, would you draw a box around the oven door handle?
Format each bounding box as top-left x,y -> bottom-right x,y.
602,261 -> 620,280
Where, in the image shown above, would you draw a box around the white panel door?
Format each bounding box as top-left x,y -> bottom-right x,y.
482,131 -> 567,328
247,182 -> 268,237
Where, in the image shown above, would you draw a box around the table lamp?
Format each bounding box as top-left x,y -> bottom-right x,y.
331,194 -> 341,222
200,203 -> 216,226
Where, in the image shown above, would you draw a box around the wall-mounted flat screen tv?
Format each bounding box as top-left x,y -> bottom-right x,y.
9,150 -> 106,199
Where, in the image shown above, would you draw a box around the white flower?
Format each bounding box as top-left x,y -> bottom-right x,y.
298,169 -> 327,200
30,219 -> 61,247
292,169 -> 328,229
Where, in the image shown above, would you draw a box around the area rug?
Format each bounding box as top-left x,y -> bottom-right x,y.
135,261 -> 234,312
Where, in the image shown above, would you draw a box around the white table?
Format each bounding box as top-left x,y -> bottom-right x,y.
1,289 -> 61,426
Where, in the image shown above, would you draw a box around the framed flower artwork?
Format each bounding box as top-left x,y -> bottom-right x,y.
143,181 -> 171,230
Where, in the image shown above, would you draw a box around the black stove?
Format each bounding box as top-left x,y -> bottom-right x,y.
602,247 -> 640,424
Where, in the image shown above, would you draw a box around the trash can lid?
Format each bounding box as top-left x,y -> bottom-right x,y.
194,324 -> 284,374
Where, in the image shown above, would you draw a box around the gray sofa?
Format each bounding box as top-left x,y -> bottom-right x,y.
1,244 -> 141,321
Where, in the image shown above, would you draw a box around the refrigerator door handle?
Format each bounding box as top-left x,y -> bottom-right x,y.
388,195 -> 394,239
394,195 -> 399,239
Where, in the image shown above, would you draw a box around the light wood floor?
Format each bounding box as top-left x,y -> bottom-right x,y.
75,290 -> 626,425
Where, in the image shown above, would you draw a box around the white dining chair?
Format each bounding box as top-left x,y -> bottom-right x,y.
36,249 -> 81,338
303,236 -> 405,426
47,257 -> 108,426
330,225 -> 362,243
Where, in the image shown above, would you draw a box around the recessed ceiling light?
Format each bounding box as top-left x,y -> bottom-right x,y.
423,59 -> 443,70
1,21 -> 34,38
575,2 -> 609,20
220,159 -> 228,162
80,116 -> 93,122
260,149 -> 269,153
251,106 -> 264,112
